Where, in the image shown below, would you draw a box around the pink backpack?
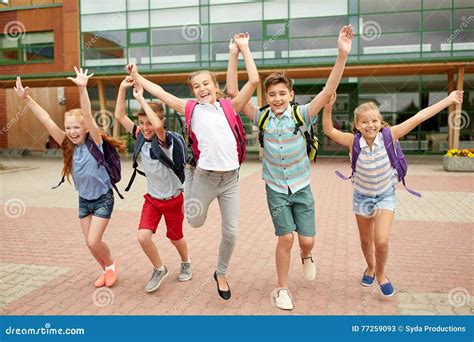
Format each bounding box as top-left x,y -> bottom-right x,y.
184,98 -> 247,165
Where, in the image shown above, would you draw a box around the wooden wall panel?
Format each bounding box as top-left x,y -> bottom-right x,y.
5,87 -> 65,151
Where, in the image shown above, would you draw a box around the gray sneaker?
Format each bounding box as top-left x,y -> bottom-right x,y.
178,259 -> 192,282
145,266 -> 169,293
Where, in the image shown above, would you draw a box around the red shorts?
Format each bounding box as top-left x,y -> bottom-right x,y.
138,192 -> 184,241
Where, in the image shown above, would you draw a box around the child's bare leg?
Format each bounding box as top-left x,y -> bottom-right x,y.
87,216 -> 114,267
373,210 -> 393,283
80,216 -> 105,269
169,238 -> 189,262
298,235 -> 314,258
355,215 -> 376,276
137,229 -> 163,268
276,232 -> 294,288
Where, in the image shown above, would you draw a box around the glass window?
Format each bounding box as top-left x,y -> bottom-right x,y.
152,27 -> 191,45
82,13 -> 126,31
423,0 -> 452,9
263,0 -> 288,20
129,30 -> 148,46
151,44 -> 199,64
453,9 -> 474,28
83,48 -> 126,67
150,0 -> 198,8
423,10 -> 451,31
128,11 -> 149,29
150,7 -> 199,27
289,0 -> 347,19
360,13 -> 420,34
127,0 -> 148,10
288,37 -> 338,58
359,0 -> 420,14
265,21 -> 288,39
81,0 -> 126,14
210,3 -> 261,24
82,31 -> 127,49
21,32 -> 54,61
290,16 -> 346,38
129,46 -> 149,65
0,36 -> 19,61
211,22 -> 262,42
423,31 -> 453,51
454,0 -> 474,7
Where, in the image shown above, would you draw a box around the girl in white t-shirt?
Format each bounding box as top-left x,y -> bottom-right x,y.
127,33 -> 259,300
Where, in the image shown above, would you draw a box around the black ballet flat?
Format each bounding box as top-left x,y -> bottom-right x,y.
213,271 -> 231,300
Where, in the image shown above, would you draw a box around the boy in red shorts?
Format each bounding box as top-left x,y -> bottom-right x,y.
115,77 -> 191,293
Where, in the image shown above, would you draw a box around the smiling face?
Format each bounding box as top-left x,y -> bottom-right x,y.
265,82 -> 294,116
64,111 -> 87,145
138,114 -> 155,140
355,110 -> 382,141
188,71 -> 218,104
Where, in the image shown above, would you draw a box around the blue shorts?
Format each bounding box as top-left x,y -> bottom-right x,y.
353,187 -> 396,217
78,189 -> 114,219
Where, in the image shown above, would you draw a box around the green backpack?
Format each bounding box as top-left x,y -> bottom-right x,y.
257,103 -> 319,162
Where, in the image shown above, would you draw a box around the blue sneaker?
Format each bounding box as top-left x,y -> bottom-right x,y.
360,269 -> 375,287
379,278 -> 394,297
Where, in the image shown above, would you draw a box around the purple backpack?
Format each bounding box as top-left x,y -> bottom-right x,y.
336,127 -> 421,197
53,133 -> 124,199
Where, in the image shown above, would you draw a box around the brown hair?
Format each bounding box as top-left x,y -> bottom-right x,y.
351,101 -> 390,134
61,109 -> 126,183
137,101 -> 165,121
264,72 -> 293,93
187,70 -> 226,99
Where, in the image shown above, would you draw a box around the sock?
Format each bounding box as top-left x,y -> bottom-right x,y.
155,265 -> 165,271
105,263 -> 115,272
182,258 -> 191,264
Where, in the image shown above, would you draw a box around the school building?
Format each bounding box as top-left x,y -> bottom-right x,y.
0,0 -> 473,155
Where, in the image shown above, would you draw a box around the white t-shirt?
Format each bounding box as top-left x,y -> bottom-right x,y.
140,141 -> 183,199
190,101 -> 239,171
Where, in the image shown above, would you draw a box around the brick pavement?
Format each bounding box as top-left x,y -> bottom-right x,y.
0,155 -> 473,315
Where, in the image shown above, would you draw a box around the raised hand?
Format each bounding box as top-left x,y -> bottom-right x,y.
120,76 -> 135,90
127,63 -> 138,78
449,90 -> 464,105
67,66 -> 94,87
338,25 -> 354,57
14,76 -> 29,99
233,32 -> 250,50
132,81 -> 144,101
229,37 -> 239,54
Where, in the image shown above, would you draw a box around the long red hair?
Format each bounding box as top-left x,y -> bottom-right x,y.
61,109 -> 126,183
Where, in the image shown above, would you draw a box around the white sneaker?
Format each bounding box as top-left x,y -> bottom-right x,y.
272,288 -> 294,310
302,254 -> 316,281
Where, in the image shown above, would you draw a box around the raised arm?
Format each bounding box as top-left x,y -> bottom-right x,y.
133,81 -> 166,143
127,64 -> 186,114
226,37 -> 240,99
14,77 -> 66,145
230,33 -> 260,114
308,25 -> 354,116
114,76 -> 135,134
322,93 -> 353,148
391,90 -> 463,140
67,67 -> 102,145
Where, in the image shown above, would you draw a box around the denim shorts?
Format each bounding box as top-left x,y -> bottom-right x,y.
78,189 -> 114,219
265,184 -> 316,237
353,187 -> 396,217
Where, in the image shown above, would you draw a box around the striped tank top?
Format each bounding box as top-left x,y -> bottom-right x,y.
352,132 -> 398,196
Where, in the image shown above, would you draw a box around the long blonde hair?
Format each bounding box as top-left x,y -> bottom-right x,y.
61,109 -> 126,183
351,102 -> 390,134
187,70 -> 226,99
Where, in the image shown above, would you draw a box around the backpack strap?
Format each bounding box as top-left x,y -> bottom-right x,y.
381,128 -> 421,197
257,105 -> 271,148
125,130 -> 147,192
335,132 -> 361,180
152,132 -> 185,183
184,100 -> 199,163
218,98 -> 246,164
